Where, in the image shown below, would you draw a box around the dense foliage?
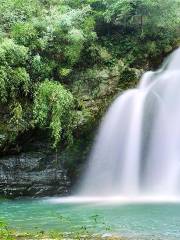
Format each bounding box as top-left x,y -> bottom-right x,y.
34,80 -> 74,147
0,0 -> 179,150
98,0 -> 180,66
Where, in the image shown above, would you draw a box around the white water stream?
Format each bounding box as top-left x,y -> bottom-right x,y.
77,48 -> 180,200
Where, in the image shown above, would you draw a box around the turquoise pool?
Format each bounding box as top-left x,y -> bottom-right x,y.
0,198 -> 180,239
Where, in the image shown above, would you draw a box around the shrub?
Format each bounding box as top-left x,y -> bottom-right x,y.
33,80 -> 74,147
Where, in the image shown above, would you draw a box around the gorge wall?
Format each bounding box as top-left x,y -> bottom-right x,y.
0,140 -> 72,198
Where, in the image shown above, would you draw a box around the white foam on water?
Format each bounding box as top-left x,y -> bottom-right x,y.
47,195 -> 180,204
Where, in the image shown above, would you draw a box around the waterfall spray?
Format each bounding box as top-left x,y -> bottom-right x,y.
78,48 -> 180,198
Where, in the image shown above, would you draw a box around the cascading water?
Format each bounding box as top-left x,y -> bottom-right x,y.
77,48 -> 180,199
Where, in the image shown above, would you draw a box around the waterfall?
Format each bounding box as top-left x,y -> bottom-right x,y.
78,48 -> 180,198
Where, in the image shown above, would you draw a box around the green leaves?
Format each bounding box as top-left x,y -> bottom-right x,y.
103,0 -> 180,35
0,0 -> 178,150
0,40 -> 30,103
0,1 -> 97,148
11,22 -> 38,47
33,80 -> 74,147
0,219 -> 15,240
0,0 -> 42,31
103,0 -> 133,23
0,39 -> 28,67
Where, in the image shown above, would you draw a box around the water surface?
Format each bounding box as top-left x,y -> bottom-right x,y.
0,198 -> 180,239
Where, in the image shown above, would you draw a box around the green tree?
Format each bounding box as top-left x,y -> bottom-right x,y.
0,0 -> 42,31
99,0 -> 180,67
0,39 -> 29,103
103,0 -> 180,34
33,80 -> 74,147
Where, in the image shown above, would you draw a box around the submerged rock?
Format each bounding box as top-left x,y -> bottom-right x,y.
0,151 -> 71,198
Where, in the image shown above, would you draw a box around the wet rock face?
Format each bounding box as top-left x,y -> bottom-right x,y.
0,152 -> 71,198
